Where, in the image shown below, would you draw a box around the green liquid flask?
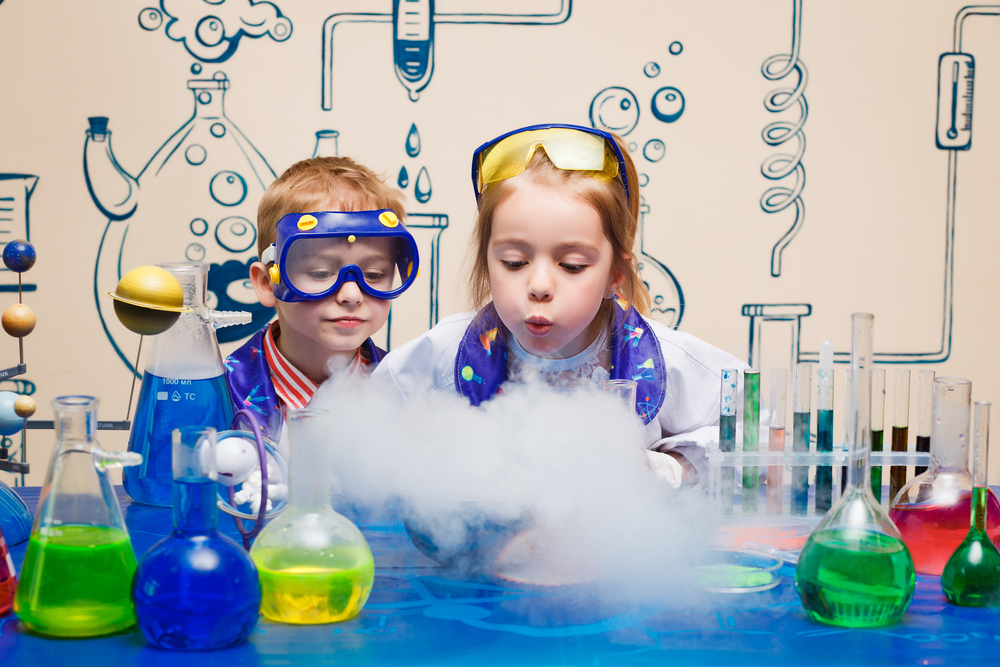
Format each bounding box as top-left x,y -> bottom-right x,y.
14,396 -> 142,637
795,314 -> 915,628
250,408 -> 374,624
941,401 -> 1000,606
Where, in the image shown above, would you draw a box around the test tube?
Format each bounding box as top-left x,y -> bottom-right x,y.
767,368 -> 787,515
742,369 -> 760,514
719,369 -> 738,515
841,368 -> 853,494
870,368 -> 886,503
791,364 -> 811,515
815,341 -> 835,512
915,370 -> 935,476
890,369 -> 910,502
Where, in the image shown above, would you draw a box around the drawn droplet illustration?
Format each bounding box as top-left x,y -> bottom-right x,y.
398,166 -> 409,189
414,167 -> 431,203
643,139 -> 666,162
651,87 -> 685,123
405,123 -> 421,158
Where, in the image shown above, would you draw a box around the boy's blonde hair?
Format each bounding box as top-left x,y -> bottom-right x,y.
467,133 -> 651,316
257,157 -> 406,259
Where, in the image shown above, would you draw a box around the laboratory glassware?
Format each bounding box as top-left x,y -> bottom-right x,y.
719,369 -> 738,514
742,370 -> 760,514
941,402 -> 1000,607
0,523 -> 15,615
250,408 -> 374,624
914,370 -> 935,476
132,426 -> 261,650
815,341 -> 834,512
767,369 -> 787,515
870,368 -> 886,503
890,378 -> 1000,575
791,364 -> 811,515
890,370 -> 911,502
14,396 -> 141,637
795,314 -> 915,628
124,262 -> 239,507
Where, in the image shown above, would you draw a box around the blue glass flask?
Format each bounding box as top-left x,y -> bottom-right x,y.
132,426 -> 261,650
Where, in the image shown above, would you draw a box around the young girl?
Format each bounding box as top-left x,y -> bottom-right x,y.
374,124 -> 746,487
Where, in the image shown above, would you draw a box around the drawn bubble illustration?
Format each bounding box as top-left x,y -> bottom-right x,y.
185,144 -> 207,165
211,122 -> 226,138
589,87 -> 640,136
398,166 -> 409,189
639,173 -> 650,187
161,0 -> 293,63
669,41 -> 683,55
643,139 -> 666,162
415,167 -> 432,203
406,123 -> 421,158
191,62 -> 203,75
210,171 -> 247,206
628,142 -> 637,152
138,7 -> 163,31
651,86 -> 685,123
186,243 -> 206,261
215,216 -> 256,253
644,62 -> 661,78
190,218 -> 208,236
197,16 -> 225,47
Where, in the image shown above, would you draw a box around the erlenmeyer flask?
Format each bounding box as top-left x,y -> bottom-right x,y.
124,262 -> 238,506
889,378 -> 1000,575
0,524 -> 15,615
14,396 -> 141,637
132,426 -> 261,649
250,409 -> 374,624
941,402 -> 1000,606
795,313 -> 915,627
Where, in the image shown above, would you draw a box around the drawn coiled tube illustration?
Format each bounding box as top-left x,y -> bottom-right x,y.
760,0 -> 807,278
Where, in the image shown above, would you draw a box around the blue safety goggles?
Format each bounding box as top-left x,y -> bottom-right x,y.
471,123 -> 630,205
262,210 -> 419,302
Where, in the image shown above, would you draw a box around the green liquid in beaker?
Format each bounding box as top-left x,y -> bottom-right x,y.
941,487 -> 1000,607
14,525 -> 137,637
796,528 -> 914,627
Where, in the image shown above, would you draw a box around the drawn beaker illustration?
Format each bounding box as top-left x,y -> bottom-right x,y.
84,73 -> 276,373
0,174 -> 38,293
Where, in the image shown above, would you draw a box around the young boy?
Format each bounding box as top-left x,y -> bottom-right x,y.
225,157 -> 418,439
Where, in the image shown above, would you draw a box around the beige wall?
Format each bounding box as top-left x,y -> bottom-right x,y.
1,0 -> 998,485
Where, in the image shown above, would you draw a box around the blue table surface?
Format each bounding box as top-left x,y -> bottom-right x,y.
2,487 -> 999,666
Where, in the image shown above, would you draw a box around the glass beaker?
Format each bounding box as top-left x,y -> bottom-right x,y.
124,262 -> 236,506
941,402 -> 1000,606
132,426 -> 261,649
14,396 -> 141,637
0,524 -> 15,615
250,408 -> 374,624
795,313 -> 915,628
889,378 -> 1000,575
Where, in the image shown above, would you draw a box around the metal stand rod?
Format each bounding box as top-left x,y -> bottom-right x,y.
126,336 -> 143,422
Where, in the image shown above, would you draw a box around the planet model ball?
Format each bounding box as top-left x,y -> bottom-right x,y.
106,266 -> 191,336
1,303 -> 35,338
0,392 -> 23,436
13,395 -> 36,419
2,240 -> 36,274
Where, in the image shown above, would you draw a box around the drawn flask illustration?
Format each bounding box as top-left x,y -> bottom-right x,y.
124,263 -> 243,507
14,396 -> 141,637
251,408 -> 374,624
84,72 -> 276,370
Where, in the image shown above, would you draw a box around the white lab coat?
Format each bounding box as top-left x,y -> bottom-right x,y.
373,311 -> 748,484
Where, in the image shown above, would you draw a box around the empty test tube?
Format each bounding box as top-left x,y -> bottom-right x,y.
719,369 -> 738,515
767,368 -> 787,515
815,341 -> 835,512
915,370 -> 935,476
792,364 -> 811,515
890,370 -> 910,502
871,368 -> 886,503
743,370 -> 760,514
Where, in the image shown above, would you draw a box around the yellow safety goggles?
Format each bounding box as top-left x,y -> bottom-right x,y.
471,124 -> 630,204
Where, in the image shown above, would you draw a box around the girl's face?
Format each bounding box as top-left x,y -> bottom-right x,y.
487,178 -> 618,358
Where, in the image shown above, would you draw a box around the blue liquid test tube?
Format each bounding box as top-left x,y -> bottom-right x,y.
792,364 -> 812,515
767,369 -> 788,515
815,341 -> 835,512
720,369 -> 738,515
743,370 -> 760,514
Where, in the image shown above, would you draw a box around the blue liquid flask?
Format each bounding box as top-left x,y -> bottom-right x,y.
132,426 -> 261,650
124,263 -> 240,506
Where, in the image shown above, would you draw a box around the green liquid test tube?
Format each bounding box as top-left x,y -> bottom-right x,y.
743,370 -> 760,514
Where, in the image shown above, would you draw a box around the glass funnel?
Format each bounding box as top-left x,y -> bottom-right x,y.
250,408 -> 374,624
124,262 -> 237,507
795,313 -> 915,628
941,402 -> 1000,606
889,378 -> 1000,575
132,426 -> 261,650
14,396 -> 141,637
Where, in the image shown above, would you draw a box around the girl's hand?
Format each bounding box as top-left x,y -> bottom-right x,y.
645,450 -> 685,488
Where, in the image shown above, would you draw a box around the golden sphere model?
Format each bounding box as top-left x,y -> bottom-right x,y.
106,266 -> 191,336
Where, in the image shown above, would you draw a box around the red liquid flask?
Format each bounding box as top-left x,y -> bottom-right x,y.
0,524 -> 16,615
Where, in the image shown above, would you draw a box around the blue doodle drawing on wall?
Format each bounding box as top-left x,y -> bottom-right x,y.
84,72 -> 277,373
398,124 -> 432,204
760,0 -> 807,278
589,52 -> 685,329
138,0 -> 291,62
322,0 -> 571,108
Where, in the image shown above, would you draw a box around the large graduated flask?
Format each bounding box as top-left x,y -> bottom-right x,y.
795,314 -> 915,627
124,262 -> 241,506
14,396 -> 141,637
890,378 -> 1000,575
250,409 -> 374,624
132,426 -> 261,650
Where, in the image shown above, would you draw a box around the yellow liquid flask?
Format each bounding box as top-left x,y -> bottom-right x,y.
14,396 -> 142,637
250,408 -> 374,624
